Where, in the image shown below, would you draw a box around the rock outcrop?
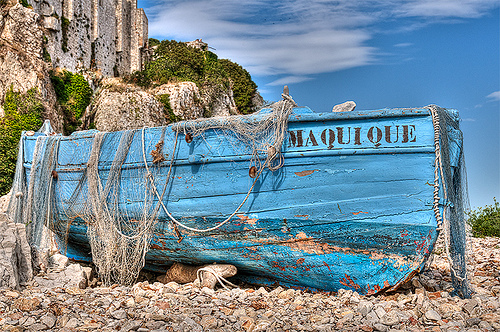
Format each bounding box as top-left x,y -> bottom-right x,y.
0,213 -> 33,289
0,3 -> 63,131
91,78 -> 241,132
203,87 -> 239,117
92,79 -> 167,132
332,101 -> 356,112
153,82 -> 204,120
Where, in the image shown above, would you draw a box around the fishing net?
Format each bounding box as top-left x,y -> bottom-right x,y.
6,95 -> 296,286
171,95 -> 297,172
7,121 -> 61,249
428,105 -> 471,298
6,99 -> 470,296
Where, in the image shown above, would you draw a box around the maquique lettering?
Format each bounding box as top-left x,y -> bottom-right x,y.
288,125 -> 416,149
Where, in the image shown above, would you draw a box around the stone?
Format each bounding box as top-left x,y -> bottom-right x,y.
373,323 -> 388,332
478,321 -> 492,330
374,307 -> 387,319
425,309 -> 441,321
35,262 -> 90,289
465,317 -> 480,327
332,101 -> 356,112
0,4 -> 64,131
0,192 -> 10,212
0,215 -> 33,289
121,320 -> 143,332
463,299 -> 479,315
254,319 -> 272,332
40,313 -> 56,328
157,262 -> 237,289
153,82 -> 205,120
43,16 -> 59,31
200,315 -> 218,329
358,301 -> 374,316
49,253 -> 69,270
93,81 -> 168,132
12,297 -> 41,311
180,317 -> 202,332
19,316 -> 36,327
65,317 -> 81,328
111,309 -> 128,320
379,311 -> 399,326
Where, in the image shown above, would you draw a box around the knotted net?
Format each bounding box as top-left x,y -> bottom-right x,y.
7,95 -> 297,285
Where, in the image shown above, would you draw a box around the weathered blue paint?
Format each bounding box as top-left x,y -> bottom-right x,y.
20,107 -> 461,295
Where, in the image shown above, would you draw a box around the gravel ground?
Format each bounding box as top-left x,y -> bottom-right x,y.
0,236 -> 499,332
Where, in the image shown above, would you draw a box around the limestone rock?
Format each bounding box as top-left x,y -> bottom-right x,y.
34,262 -> 92,289
92,79 -> 168,132
43,16 -> 59,31
0,214 -> 33,289
332,101 -> 356,112
1,4 -> 42,58
0,191 -> 10,213
153,82 -> 204,120
0,4 -> 63,131
203,87 -> 239,117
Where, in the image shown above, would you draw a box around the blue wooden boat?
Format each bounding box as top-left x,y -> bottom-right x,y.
10,103 -> 469,295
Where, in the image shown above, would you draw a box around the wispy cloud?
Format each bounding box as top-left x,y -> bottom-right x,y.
143,0 -> 499,86
394,43 -> 413,48
487,91 -> 500,101
395,0 -> 499,18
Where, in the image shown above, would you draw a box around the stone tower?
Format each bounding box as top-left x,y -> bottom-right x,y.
29,0 -> 148,76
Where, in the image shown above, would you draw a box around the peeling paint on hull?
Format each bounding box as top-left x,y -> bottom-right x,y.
21,107 -> 457,294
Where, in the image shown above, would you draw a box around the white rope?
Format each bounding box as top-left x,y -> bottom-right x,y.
196,266 -> 238,290
140,94 -> 297,233
141,126 -> 265,233
428,106 -> 465,282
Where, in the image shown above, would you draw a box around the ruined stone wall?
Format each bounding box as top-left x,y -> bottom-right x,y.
27,0 -> 148,76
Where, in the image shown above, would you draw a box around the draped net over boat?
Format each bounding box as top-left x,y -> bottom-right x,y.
7,99 -> 471,297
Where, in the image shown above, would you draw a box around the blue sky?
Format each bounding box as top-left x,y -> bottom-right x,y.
138,0 -> 500,209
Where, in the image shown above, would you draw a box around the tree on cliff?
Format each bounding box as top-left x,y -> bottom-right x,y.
127,39 -> 260,115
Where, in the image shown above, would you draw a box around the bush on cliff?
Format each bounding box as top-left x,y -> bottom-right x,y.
0,87 -> 44,196
468,198 -> 500,238
126,39 -> 258,114
219,59 -> 257,115
50,70 -> 93,134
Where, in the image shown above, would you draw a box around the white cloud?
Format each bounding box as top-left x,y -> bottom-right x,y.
395,0 -> 499,18
144,0 -> 499,86
268,76 -> 313,86
487,91 -> 500,101
394,43 -> 413,48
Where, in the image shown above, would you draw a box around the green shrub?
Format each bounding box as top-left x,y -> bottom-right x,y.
149,38 -> 160,47
125,39 -> 258,114
157,93 -> 180,123
50,70 -> 92,134
467,198 -> 500,237
19,0 -> 30,8
0,87 -> 44,195
219,59 -> 257,114
61,17 -> 70,52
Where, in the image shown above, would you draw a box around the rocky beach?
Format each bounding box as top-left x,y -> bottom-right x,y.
0,234 -> 498,332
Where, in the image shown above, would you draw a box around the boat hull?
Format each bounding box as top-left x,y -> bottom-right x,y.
20,107 -> 456,294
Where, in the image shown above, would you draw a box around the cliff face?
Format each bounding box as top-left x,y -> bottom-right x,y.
29,0 -> 148,77
0,1 -> 263,143
0,3 -> 63,131
88,79 -> 239,132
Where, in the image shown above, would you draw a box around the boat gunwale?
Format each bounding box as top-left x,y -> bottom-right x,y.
22,107 -> 434,142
